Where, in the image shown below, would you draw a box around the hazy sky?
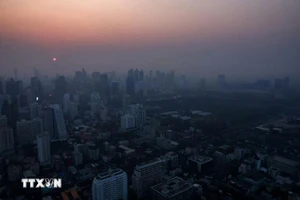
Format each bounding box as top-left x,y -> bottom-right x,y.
1,0 -> 300,78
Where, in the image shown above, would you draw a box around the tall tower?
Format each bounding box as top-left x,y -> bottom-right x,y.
128,104 -> 146,128
44,105 -> 67,140
36,133 -> 51,165
0,127 -> 14,153
92,168 -> 128,200
63,93 -> 71,114
51,104 -> 67,140
132,158 -> 165,199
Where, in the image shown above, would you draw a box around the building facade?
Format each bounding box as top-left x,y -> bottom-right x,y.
36,133 -> 51,165
132,158 -> 165,199
92,168 -> 128,200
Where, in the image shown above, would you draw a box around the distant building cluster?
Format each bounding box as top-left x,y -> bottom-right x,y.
0,69 -> 299,200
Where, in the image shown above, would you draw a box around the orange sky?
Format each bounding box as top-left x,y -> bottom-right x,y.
2,0 -> 299,46
1,0 -> 300,77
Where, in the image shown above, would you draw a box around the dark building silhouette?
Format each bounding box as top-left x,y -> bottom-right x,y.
54,76 -> 67,104
111,82 -> 119,97
96,73 -> 110,98
0,80 -> 4,94
126,69 -> 135,96
92,72 -> 101,81
30,77 -> 43,101
134,69 -> 139,82
5,78 -> 22,97
1,98 -> 19,134
139,70 -> 144,81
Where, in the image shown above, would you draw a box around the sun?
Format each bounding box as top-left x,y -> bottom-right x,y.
53,57 -> 57,61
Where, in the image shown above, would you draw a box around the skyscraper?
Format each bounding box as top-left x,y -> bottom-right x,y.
132,159 -> 165,199
5,78 -> 23,97
0,127 -> 14,153
36,133 -> 51,165
126,69 -> 135,96
30,77 -> 43,101
54,76 -> 67,104
139,70 -> 144,81
0,115 -> 8,128
92,168 -> 128,200
29,103 -> 41,119
16,119 -> 43,145
1,98 -> 19,132
0,80 -> 4,94
134,69 -> 139,81
89,92 -> 104,114
63,93 -> 71,114
51,104 -> 67,140
69,102 -> 78,119
44,105 -> 67,140
121,114 -> 135,130
128,104 -> 146,128
44,107 -> 55,138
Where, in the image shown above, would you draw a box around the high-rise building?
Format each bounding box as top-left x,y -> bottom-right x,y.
126,69 -> 135,96
121,114 -> 135,130
87,145 -> 100,161
0,80 -> 4,94
128,104 -> 146,128
151,177 -> 193,200
99,73 -> 110,98
134,69 -> 139,81
30,77 -> 43,101
54,76 -> 67,104
43,105 -> 67,140
51,104 -> 67,140
139,70 -> 144,81
132,158 -> 165,199
0,127 -> 14,153
1,99 -> 19,129
69,102 -> 78,119
16,119 -> 43,145
92,168 -> 128,200
90,92 -> 103,114
63,93 -> 71,113
29,103 -> 41,119
110,82 -> 119,97
5,78 -> 22,97
44,107 -> 55,138
36,133 -> 51,165
0,115 -> 8,128
92,72 -> 101,81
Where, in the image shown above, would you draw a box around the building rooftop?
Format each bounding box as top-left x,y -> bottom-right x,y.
188,156 -> 213,164
95,168 -> 124,180
136,158 -> 164,169
271,155 -> 300,167
152,177 -> 192,198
